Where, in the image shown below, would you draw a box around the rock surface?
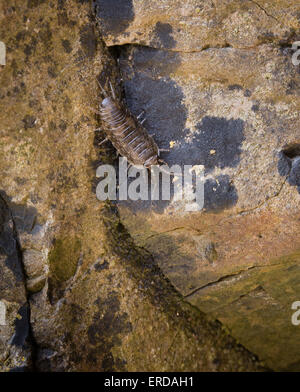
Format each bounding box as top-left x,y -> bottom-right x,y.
96,0 -> 300,51
0,194 -> 32,371
0,0 -> 266,372
95,0 -> 300,370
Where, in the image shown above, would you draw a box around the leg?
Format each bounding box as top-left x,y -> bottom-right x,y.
137,110 -> 146,124
96,78 -> 107,97
86,128 -> 103,135
158,158 -> 168,165
98,138 -> 109,146
137,110 -> 145,119
109,81 -> 116,100
86,105 -> 101,115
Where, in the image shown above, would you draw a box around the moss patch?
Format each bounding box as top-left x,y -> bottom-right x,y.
49,236 -> 81,284
188,250 -> 300,371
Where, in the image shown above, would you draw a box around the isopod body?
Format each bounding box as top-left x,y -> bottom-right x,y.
99,96 -> 160,168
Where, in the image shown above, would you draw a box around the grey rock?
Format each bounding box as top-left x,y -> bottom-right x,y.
0,196 -> 32,371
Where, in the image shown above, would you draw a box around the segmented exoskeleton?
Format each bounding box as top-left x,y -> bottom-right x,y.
98,82 -> 165,168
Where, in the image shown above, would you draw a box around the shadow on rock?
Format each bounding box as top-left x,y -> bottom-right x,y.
204,175 -> 238,212
95,0 -> 135,36
278,145 -> 300,194
193,116 -> 245,172
151,22 -> 177,49
0,190 -> 37,281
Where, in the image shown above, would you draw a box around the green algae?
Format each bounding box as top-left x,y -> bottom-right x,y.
188,249 -> 300,371
48,237 -> 81,283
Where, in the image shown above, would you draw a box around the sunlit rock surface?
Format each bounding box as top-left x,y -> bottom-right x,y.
96,0 -> 300,371
0,0 -> 267,372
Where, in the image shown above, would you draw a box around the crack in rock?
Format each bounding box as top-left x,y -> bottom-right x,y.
249,0 -> 279,23
0,193 -> 37,370
184,261 -> 287,299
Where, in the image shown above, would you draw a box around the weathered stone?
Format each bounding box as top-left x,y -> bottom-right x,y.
30,205 -> 265,372
22,249 -> 47,294
187,251 -> 300,371
96,0 -> 300,51
0,0 -> 266,372
95,0 -> 300,371
0,195 -> 32,371
23,249 -> 46,280
117,44 -> 300,212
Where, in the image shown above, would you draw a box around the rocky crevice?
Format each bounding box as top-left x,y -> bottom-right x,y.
248,0 -> 280,23
183,260 -> 288,300
0,193 -> 38,371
